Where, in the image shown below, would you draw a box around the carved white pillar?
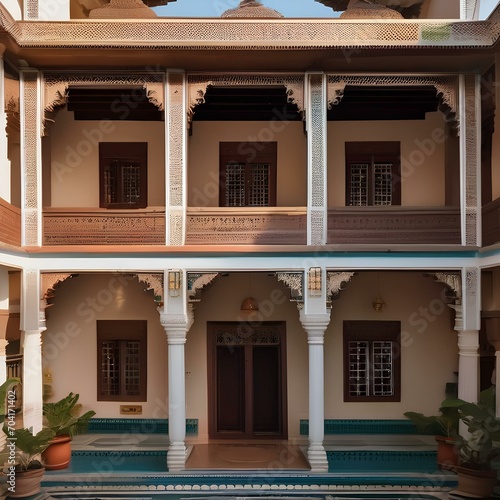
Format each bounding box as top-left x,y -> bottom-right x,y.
20,70 -> 42,247
24,0 -> 38,19
0,339 -> 8,383
160,312 -> 193,471
459,74 -> 481,247
300,310 -> 331,472
165,70 -> 187,246
461,0 -> 479,20
306,72 -> 327,246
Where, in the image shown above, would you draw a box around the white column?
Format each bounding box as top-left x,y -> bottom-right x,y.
0,46 -> 11,203
300,310 -> 331,472
20,269 -> 44,433
160,270 -> 193,471
0,339 -> 8,383
306,72 -> 327,246
457,330 -> 480,403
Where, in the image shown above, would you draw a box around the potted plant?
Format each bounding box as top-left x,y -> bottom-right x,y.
42,392 -> 95,470
4,426 -> 55,498
440,385 -> 500,498
404,404 -> 460,470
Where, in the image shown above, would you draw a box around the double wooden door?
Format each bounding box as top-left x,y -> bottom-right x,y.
207,322 -> 287,439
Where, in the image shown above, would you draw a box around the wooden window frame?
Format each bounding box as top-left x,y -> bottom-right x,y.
345,141 -> 401,206
97,320 -> 147,402
343,320 -> 401,403
99,142 -> 148,209
219,142 -> 277,207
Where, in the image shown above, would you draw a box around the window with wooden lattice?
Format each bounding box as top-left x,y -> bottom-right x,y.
99,142 -> 147,208
97,320 -> 147,402
219,142 -> 277,207
343,320 -> 401,402
345,142 -> 401,207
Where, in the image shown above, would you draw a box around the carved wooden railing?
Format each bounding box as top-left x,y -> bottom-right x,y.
186,207 -> 307,245
328,207 -> 461,245
43,208 -> 166,245
0,198 -> 21,247
483,198 -> 500,247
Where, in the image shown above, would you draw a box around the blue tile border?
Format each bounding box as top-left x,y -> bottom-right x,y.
86,418 -> 198,434
300,419 -> 424,435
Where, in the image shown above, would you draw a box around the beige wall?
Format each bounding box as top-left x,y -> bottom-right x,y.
188,121 -> 307,207
421,0 -> 460,18
492,57 -> 500,200
43,274 -> 168,418
43,270 -> 458,436
325,271 -> 458,419
48,108 -> 165,208
328,112 -> 447,207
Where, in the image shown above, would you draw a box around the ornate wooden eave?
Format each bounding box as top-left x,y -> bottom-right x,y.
0,6 -> 498,71
316,0 -> 425,19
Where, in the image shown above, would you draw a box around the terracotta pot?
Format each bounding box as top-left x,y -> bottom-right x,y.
42,434 -> 72,470
435,435 -> 459,471
9,467 -> 45,498
455,466 -> 499,498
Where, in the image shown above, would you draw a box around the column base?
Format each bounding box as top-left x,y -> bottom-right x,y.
167,442 -> 187,471
307,444 -> 328,472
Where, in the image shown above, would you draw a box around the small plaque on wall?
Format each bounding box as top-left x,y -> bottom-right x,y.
120,405 -> 142,415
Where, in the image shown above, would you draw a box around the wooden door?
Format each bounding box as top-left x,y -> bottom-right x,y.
208,322 -> 287,439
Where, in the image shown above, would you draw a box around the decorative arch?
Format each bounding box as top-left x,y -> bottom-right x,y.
42,73 -> 164,135
187,74 -> 305,126
327,75 -> 459,131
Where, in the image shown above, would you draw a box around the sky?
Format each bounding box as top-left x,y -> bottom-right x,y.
152,0 -> 338,18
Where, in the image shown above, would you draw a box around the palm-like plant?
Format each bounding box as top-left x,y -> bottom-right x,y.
43,392 -> 95,437
9,427 -> 55,471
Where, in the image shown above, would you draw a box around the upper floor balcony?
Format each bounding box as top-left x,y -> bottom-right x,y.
0,72 -> 490,249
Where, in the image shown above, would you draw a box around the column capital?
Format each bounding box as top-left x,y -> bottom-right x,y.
299,311 -> 331,344
160,312 -> 193,344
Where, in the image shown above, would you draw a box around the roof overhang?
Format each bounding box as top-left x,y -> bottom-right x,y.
0,6 -> 498,72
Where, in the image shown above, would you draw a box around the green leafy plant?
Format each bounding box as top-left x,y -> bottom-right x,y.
43,392 -> 95,438
8,427 -> 55,471
0,378 -> 20,425
404,405 -> 459,438
440,385 -> 500,471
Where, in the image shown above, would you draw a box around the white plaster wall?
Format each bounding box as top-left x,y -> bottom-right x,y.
1,0 -> 22,19
188,121 -> 307,207
185,272 -> 308,441
48,109 -> 165,207
37,0 -> 69,20
328,112 -> 447,207
325,271 -> 459,419
43,274 -> 168,418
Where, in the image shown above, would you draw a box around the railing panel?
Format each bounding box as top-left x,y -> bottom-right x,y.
186,208 -> 307,245
483,198 -> 500,247
43,208 -> 166,245
0,198 -> 21,247
328,207 -> 461,245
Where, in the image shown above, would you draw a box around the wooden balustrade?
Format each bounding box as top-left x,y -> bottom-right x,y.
328,207 -> 461,245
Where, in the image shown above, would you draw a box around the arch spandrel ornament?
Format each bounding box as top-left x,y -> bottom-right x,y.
326,271 -> 355,306
136,273 -> 164,302
327,75 -> 459,131
42,73 -> 164,135
187,74 -> 305,126
187,272 -> 220,302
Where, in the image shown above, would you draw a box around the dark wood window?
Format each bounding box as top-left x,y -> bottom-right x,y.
219,142 -> 277,207
343,320 -> 401,402
97,320 -> 147,402
99,142 -> 147,208
345,142 -> 401,206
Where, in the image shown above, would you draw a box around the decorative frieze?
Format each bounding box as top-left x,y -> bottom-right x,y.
326,271 -> 355,304
276,272 -> 303,302
136,273 -> 163,302
187,273 -> 219,302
